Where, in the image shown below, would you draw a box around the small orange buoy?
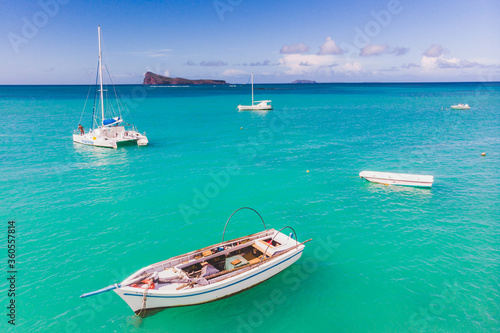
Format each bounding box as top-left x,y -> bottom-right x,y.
306,170 -> 310,173
481,152 -> 486,156
240,127 -> 243,130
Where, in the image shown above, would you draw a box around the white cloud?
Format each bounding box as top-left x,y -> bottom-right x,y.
401,63 -> 420,69
359,44 -> 389,56
318,37 -> 342,55
278,54 -> 365,77
280,43 -> 310,54
436,58 -> 481,69
221,69 -> 247,76
249,60 -> 272,66
200,60 -> 227,66
421,52 -> 489,72
359,44 -> 409,57
163,70 -> 170,77
423,44 -> 447,58
339,62 -> 363,74
390,47 -> 410,56
278,54 -> 336,75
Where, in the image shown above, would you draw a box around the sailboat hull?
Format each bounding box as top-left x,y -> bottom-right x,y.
237,105 -> 273,111
237,100 -> 273,111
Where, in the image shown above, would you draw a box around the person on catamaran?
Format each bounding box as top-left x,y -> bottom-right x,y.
78,124 -> 84,135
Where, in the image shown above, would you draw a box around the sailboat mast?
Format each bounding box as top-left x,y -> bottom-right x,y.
251,73 -> 254,104
98,26 -> 104,126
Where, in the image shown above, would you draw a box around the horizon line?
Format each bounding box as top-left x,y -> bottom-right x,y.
1,81 -> 499,86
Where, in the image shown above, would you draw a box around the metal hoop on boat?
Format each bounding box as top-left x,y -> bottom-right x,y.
258,226 -> 299,268
222,207 -> 266,243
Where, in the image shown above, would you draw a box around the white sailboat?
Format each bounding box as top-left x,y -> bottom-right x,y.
237,73 -> 272,111
73,26 -> 148,149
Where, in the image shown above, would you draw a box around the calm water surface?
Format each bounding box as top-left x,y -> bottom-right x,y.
0,82 -> 499,332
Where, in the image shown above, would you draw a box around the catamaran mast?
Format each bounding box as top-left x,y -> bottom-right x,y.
98,26 -> 104,126
251,73 -> 254,104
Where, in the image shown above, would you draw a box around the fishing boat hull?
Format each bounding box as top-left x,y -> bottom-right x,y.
360,171 -> 434,188
80,208 -> 308,317
105,227 -> 307,315
114,246 -> 303,313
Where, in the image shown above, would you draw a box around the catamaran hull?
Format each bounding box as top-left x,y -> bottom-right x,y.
113,248 -> 303,313
73,133 -> 148,148
73,134 -> 117,148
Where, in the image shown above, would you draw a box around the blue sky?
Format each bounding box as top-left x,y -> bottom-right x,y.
1,0 -> 499,84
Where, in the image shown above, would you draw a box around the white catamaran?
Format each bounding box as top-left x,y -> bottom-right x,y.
73,26 -> 148,149
80,208 -> 309,316
237,73 -> 272,111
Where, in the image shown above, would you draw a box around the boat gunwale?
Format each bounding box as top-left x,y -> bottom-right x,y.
120,241 -> 307,297
122,229 -> 276,283
121,236 -> 310,293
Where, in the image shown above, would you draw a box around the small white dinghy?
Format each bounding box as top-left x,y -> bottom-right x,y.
359,171 -> 434,188
450,103 -> 470,110
80,208 -> 310,316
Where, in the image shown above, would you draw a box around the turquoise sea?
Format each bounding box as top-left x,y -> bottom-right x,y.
1,82 -> 499,332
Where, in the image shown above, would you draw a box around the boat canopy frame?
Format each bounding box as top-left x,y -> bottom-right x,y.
222,207 -> 267,243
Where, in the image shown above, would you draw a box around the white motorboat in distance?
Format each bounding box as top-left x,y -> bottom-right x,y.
73,26 -> 148,149
80,208 -> 310,316
360,171 -> 434,188
450,103 -> 470,110
237,73 -> 273,111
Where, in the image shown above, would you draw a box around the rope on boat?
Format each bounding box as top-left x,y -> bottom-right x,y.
77,61 -> 99,130
222,207 -> 267,243
137,279 -> 154,317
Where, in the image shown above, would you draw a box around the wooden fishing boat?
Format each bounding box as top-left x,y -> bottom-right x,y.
359,171 -> 434,188
81,208 -> 309,316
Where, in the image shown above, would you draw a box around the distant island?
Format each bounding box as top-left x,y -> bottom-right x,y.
143,71 -> 227,85
291,80 -> 317,84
